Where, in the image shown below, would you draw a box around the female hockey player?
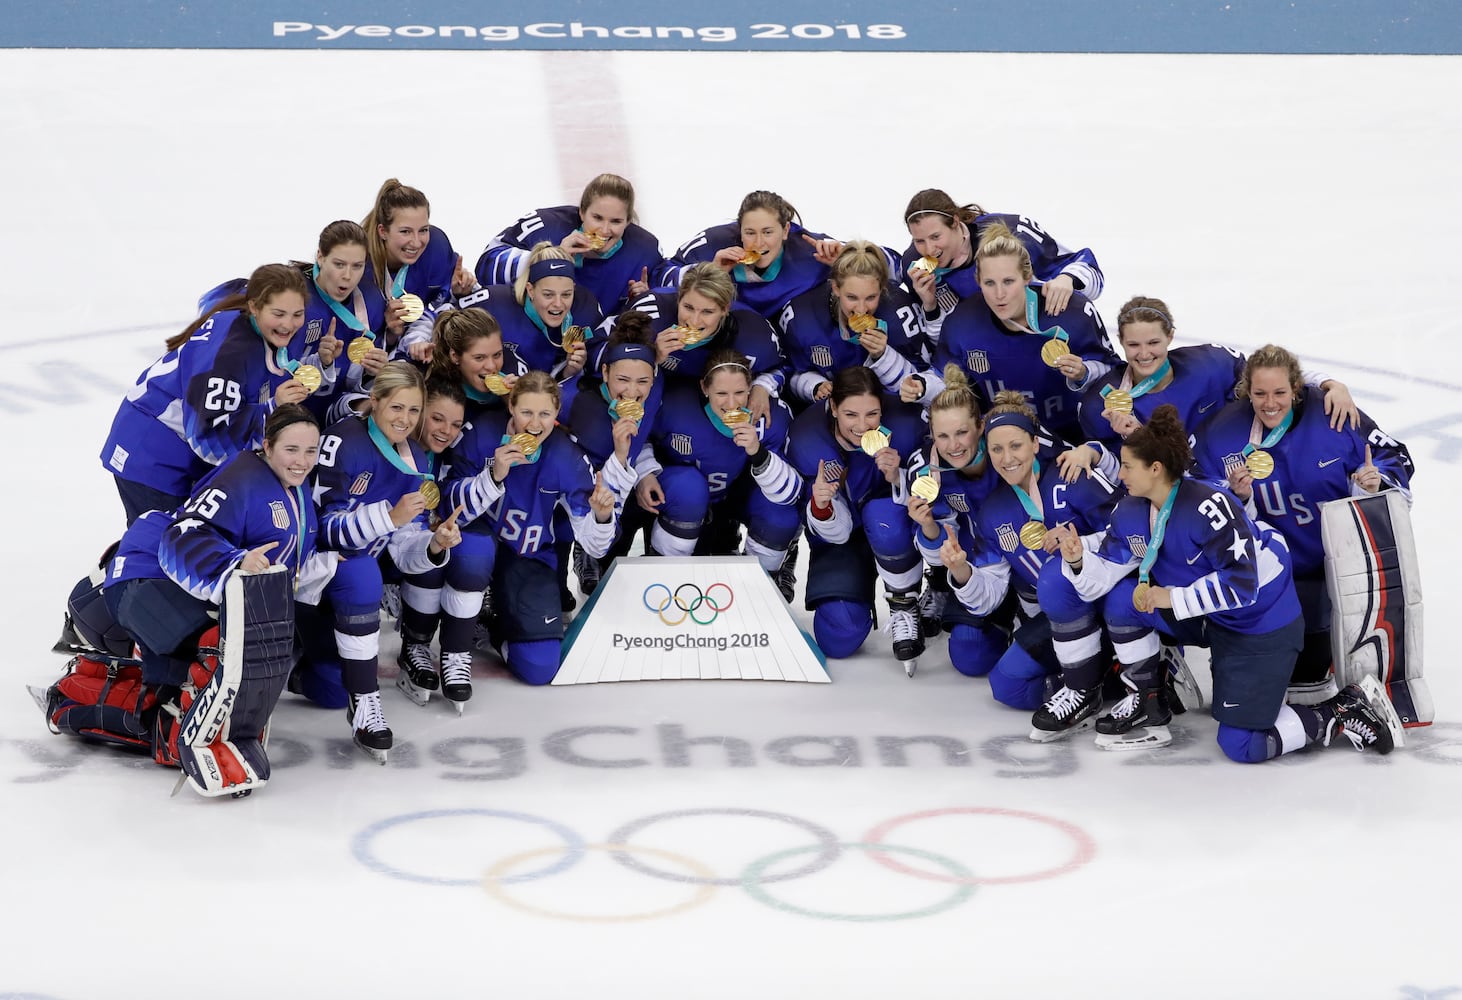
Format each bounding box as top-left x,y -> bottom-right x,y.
441,372 -> 619,685
785,367 -> 927,672
361,178 -> 478,360
1191,344 -> 1414,706
657,190 -> 847,319
899,187 -> 1103,334
424,307 -> 529,422
643,348 -> 801,592
1038,404 -> 1404,760
455,245 -> 604,417
778,240 -> 929,407
299,362 -> 464,760
475,172 -> 665,315
611,262 -> 786,409
911,387 -> 1123,708
101,264 -> 314,524
293,220 -> 389,421
1062,296 -> 1359,481
904,221 -> 1119,445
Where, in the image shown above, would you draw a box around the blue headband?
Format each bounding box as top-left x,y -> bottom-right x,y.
603,342 -> 654,367
527,258 -> 574,283
984,412 -> 1037,438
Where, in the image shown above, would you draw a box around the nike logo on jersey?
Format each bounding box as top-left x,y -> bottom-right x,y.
1186,552 -> 1202,565
1318,457 -> 1342,468
1222,701 -> 1240,709
540,487 -> 556,495
1197,401 -> 1218,414
543,616 -> 558,625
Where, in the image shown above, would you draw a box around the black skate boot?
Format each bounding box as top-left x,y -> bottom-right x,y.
347,691 -> 392,764
1321,677 -> 1403,754
440,650 -> 474,715
395,639 -> 439,707
884,592 -> 924,677
1030,684 -> 1102,743
1095,683 -> 1173,751
916,567 -> 948,637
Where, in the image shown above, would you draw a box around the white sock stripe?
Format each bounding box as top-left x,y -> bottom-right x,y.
1052,633 -> 1101,662
440,584 -> 485,619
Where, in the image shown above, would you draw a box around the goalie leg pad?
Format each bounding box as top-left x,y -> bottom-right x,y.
1321,491 -> 1429,726
41,653 -> 156,753
174,568 -> 297,797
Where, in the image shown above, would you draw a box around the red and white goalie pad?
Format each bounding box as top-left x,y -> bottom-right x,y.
1322,491 -> 1430,727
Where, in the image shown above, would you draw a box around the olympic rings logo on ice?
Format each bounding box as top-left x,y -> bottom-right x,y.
352,806 -> 1098,923
642,582 -> 734,626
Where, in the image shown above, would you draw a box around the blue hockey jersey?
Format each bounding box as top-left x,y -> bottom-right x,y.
777,280 -> 930,402
657,221 -> 833,319
652,382 -> 800,506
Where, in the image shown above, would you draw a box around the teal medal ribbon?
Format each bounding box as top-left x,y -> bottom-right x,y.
500,433 -> 543,464
252,315 -> 303,376
1136,481 -> 1182,588
841,315 -> 888,345
388,264 -> 410,299
1243,409 -> 1294,459
463,380 -> 499,405
366,416 -> 433,485
598,382 -> 632,422
282,483 -> 308,581
1102,358 -> 1173,404
1009,460 -> 1045,522
1024,287 -> 1068,345
733,250 -> 785,284
925,439 -> 985,474
311,263 -> 370,335
525,298 -> 574,348
705,404 -> 752,438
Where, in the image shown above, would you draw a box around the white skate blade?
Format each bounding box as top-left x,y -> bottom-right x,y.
355,743 -> 389,765
27,684 -> 51,714
1359,675 -> 1406,750
1095,725 -> 1173,752
1027,717 -> 1095,743
394,672 -> 431,707
903,657 -> 918,678
452,700 -> 466,716
169,771 -> 189,797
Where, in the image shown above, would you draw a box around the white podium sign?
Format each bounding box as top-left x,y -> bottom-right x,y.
554,556 -> 830,684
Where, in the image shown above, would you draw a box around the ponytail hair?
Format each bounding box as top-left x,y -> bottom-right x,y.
829,239 -> 889,288
514,241 -> 574,306
508,370 -> 561,411
929,363 -> 982,423
974,220 -> 1033,282
362,178 -> 430,295
167,263 -> 307,352
738,190 -> 800,229
903,188 -> 982,228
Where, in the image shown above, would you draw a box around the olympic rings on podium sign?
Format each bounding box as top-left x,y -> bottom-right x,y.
641,581 -> 735,626
352,805 -> 1098,923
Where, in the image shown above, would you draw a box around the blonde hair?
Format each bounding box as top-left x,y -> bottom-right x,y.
985,389 -> 1039,427
974,220 -> 1034,282
678,262 -> 737,312
929,363 -> 982,423
1236,344 -> 1304,400
508,370 -> 561,410
514,241 -> 574,305
829,239 -> 889,288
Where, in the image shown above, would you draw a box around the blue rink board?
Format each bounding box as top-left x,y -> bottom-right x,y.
6,0 -> 1461,54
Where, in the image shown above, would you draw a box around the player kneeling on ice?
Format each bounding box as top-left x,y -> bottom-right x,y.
38,405 -> 326,797
441,371 -> 619,685
295,364 -> 464,762
785,367 -> 928,674
1036,404 -> 1403,758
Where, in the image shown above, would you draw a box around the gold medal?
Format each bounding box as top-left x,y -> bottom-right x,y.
292,364 -> 321,394
721,408 -> 751,426
911,255 -> 939,273
587,232 -> 607,251
1018,521 -> 1048,549
860,428 -> 890,456
482,373 -> 510,396
1104,389 -> 1134,415
347,337 -> 373,364
616,399 -> 644,423
561,325 -> 586,350
397,293 -> 425,323
739,249 -> 763,265
1132,581 -> 1151,611
1040,338 -> 1070,368
419,480 -> 440,509
1244,449 -> 1275,479
680,325 -> 709,347
510,432 -> 540,456
911,475 -> 939,502
848,313 -> 878,335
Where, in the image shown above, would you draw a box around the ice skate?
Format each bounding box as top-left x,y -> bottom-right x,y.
52,615 -> 85,655
394,641 -> 439,707
773,535 -> 800,604
1322,677 -> 1403,754
883,594 -> 923,677
379,583 -> 402,621
347,691 -> 392,764
1163,643 -> 1202,715
1095,685 -> 1173,751
1030,684 -> 1102,742
572,541 -> 601,596
440,650 -> 474,716
916,568 -> 947,637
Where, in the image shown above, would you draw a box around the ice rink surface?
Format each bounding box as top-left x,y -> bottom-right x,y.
2,47 -> 1460,999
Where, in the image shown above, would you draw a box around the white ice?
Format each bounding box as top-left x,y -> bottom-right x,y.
1,49 -> 1460,1000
